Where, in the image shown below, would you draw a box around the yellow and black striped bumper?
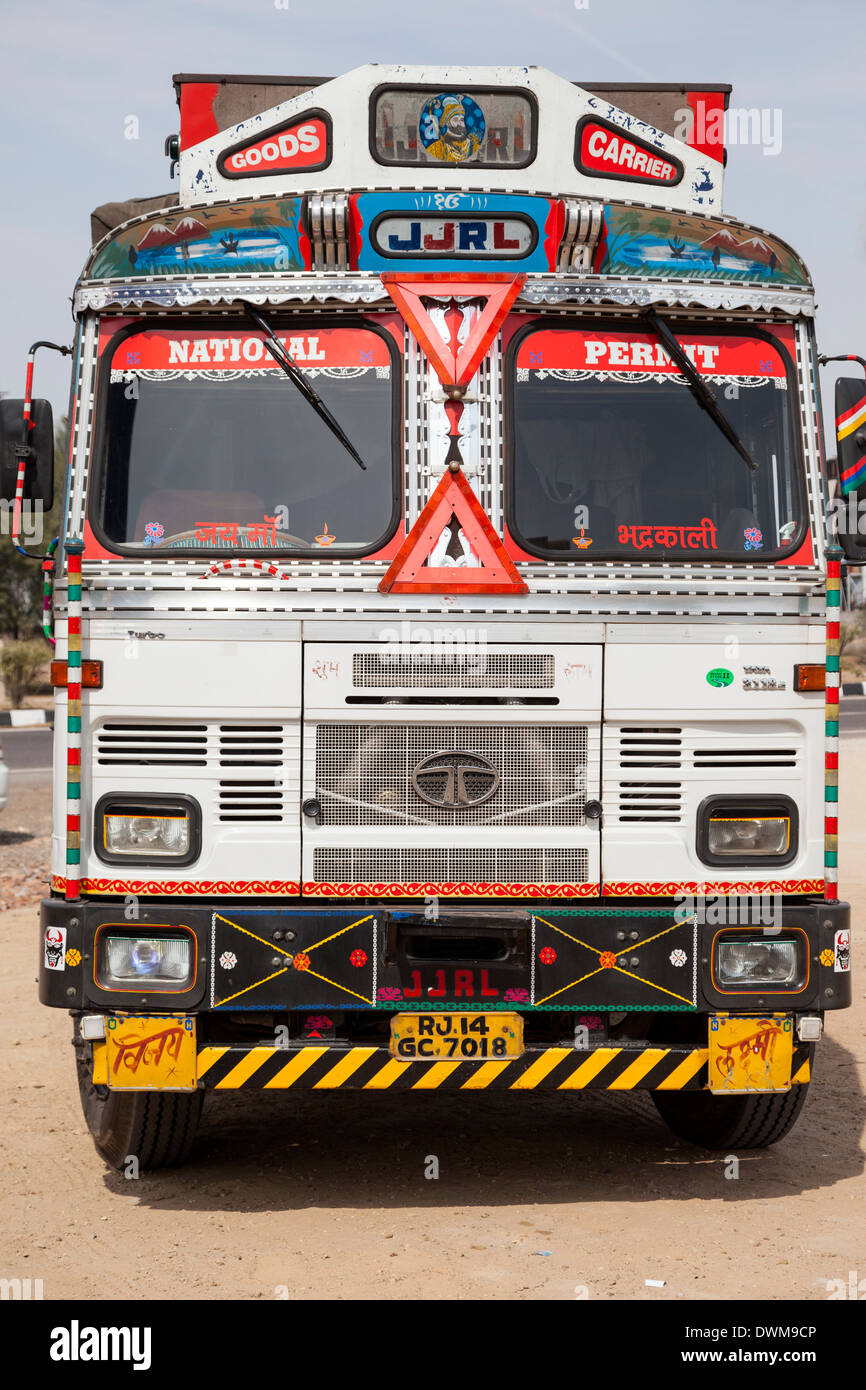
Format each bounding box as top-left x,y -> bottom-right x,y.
196,1043 -> 812,1091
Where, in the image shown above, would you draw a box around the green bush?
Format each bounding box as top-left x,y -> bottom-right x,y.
0,639 -> 49,707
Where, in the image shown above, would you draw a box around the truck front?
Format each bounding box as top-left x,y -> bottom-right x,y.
34,65 -> 851,1167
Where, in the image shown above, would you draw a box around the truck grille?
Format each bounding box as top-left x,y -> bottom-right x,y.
312,847 -> 590,885
313,723 -> 589,827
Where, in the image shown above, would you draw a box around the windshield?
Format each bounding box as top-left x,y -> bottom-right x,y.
96,323 -> 397,552
509,324 -> 804,559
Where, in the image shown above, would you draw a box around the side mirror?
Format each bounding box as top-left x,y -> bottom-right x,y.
0,398 -> 54,510
830,375 -> 866,561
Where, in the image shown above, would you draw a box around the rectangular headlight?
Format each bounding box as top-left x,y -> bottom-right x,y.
707,815 -> 790,857
104,812 -> 191,857
96,796 -> 200,865
96,931 -> 193,992
716,938 -> 799,988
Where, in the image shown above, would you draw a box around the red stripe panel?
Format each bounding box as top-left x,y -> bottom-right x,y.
837,395 -> 866,428
179,81 -> 220,150
826,751 -> 839,770
67,814 -> 80,832
67,615 -> 81,635
825,816 -> 838,834
827,688 -> 839,706
67,748 -> 81,766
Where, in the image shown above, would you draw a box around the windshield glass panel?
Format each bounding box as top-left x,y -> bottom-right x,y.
96,323 -> 396,552
509,325 -> 804,559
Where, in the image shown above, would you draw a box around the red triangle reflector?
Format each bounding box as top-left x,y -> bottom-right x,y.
379,468 -> 527,595
381,273 -> 525,388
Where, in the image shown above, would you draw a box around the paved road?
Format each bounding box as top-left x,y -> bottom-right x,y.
0,725 -> 53,776
841,696 -> 866,735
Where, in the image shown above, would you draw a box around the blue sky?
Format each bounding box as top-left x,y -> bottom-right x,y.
1,0 -> 864,418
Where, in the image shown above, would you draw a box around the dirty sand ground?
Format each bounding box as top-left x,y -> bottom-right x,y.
1,750 -> 864,1302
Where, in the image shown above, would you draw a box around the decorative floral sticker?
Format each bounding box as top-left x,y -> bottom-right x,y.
599,951 -> 617,969
820,948 -> 834,968
219,951 -> 237,970
65,948 -> 82,967
143,522 -> 165,546
292,953 -> 311,972
538,946 -> 557,965
503,987 -> 530,1003
744,527 -> 763,551
377,986 -> 403,1001
669,948 -> 687,967
349,948 -> 368,968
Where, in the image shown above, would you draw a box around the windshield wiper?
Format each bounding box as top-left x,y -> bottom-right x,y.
239,300 -> 366,470
643,310 -> 759,472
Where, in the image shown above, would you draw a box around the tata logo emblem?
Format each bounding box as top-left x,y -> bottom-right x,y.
412,751 -> 500,809
372,213 -> 535,260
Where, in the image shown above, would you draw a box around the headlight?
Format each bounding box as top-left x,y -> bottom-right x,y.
715,937 -> 799,988
698,797 -> 797,866
105,813 -> 190,856
707,815 -> 790,857
96,796 -> 200,864
96,931 -> 194,991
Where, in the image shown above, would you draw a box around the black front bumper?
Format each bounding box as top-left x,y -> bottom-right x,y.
39,897 -> 852,1017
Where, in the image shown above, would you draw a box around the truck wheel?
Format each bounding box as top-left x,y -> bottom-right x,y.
73,1021 -> 203,1170
652,1080 -> 810,1150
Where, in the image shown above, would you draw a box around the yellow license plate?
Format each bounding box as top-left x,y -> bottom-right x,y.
390,1011 -> 524,1061
103,1014 -> 197,1090
708,1014 -> 793,1093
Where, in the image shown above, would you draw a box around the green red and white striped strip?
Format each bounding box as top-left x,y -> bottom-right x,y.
65,541 -> 84,901
825,555 -> 841,901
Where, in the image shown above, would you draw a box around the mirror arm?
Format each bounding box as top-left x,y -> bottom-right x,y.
12,340 -> 72,558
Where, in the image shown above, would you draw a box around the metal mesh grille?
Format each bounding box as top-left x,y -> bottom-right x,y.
352,652 -> 556,689
314,724 -> 588,826
312,847 -> 590,884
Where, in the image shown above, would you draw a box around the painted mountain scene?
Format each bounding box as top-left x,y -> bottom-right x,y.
598,205 -> 810,286
87,198 -> 310,279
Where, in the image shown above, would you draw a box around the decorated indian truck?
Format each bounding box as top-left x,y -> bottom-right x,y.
8,65 -> 863,1168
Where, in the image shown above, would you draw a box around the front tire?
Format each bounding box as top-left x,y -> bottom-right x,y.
652,1079 -> 810,1150
74,1021 -> 203,1170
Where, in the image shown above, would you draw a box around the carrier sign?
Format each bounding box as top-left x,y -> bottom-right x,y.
576,117 -> 682,187
218,115 -> 330,178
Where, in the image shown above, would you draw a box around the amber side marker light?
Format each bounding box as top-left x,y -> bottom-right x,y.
794,664 -> 825,692
50,660 -> 103,689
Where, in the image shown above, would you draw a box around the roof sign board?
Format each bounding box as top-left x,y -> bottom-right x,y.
176,64 -> 724,216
